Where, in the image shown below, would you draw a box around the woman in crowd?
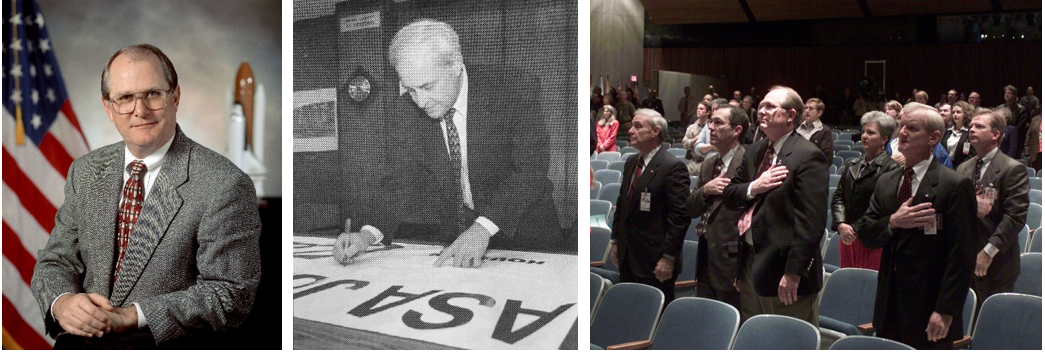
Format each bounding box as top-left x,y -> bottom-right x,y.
832,111 -> 899,270
942,101 -> 974,166
884,100 -> 902,121
595,105 -> 619,153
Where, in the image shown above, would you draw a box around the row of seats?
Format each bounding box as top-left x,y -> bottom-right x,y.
590,274 -> 1041,350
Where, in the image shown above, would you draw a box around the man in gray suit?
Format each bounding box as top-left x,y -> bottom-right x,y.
30,44 -> 260,348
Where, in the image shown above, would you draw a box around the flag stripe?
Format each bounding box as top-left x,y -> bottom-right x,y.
2,111 -> 68,206
3,184 -> 52,258
2,296 -> 51,350
1,150 -> 58,233
3,258 -> 52,349
2,222 -> 38,285
38,132 -> 75,178
59,101 -> 89,148
47,110 -> 90,160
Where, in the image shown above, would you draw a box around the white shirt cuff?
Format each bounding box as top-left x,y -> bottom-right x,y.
50,293 -> 71,319
745,183 -> 755,200
475,217 -> 500,236
360,225 -> 384,245
983,243 -> 1000,258
132,302 -> 147,329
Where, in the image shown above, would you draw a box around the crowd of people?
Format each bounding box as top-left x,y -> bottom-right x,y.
592,82 -> 1040,350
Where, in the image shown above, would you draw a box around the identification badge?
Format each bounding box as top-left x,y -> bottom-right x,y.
984,184 -> 997,201
925,214 -> 940,235
963,142 -> 971,155
640,190 -> 651,212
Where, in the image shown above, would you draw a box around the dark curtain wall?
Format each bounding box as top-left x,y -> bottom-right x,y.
644,42 -> 1042,108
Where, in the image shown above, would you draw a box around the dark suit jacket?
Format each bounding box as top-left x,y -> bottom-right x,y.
1000,125 -> 1021,159
1027,115 -> 1041,166
31,127 -> 261,346
686,145 -> 745,292
798,124 -> 834,163
831,152 -> 899,229
942,128 -> 974,167
853,160 -> 976,348
385,65 -> 563,252
612,147 -> 690,279
723,133 -> 828,297
956,151 -> 1029,281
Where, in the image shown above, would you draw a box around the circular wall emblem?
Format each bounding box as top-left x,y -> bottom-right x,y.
348,76 -> 371,102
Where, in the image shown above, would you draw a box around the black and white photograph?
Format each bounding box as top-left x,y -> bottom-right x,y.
292,0 -> 578,349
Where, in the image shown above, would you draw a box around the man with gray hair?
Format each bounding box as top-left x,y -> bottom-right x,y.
723,86 -> 827,325
610,108 -> 690,305
333,18 -> 561,268
854,103 -> 976,349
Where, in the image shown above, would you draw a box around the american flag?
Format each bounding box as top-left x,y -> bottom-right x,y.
3,0 -> 89,349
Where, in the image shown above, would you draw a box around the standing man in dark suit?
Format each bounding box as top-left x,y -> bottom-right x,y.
31,44 -> 261,348
997,85 -> 1030,158
957,109 -> 1029,310
723,86 -> 828,325
686,105 -> 749,309
795,98 -> 834,161
333,19 -> 562,267
610,109 -> 690,304
853,103 -> 976,349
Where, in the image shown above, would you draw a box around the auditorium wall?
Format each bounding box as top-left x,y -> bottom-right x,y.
590,0 -> 645,91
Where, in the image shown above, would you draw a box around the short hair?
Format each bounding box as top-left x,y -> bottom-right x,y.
904,102 -> 944,137
994,107 -> 1013,126
712,98 -> 729,107
101,44 -> 178,99
805,98 -> 824,112
636,108 -> 669,142
769,85 -> 804,125
860,111 -> 896,139
915,90 -> 929,101
952,101 -> 974,128
885,100 -> 903,113
976,109 -> 1007,141
1004,85 -> 1017,95
388,19 -> 462,70
697,101 -> 712,114
718,105 -> 749,138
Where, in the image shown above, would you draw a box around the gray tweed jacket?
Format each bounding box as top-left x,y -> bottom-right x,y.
30,126 -> 261,345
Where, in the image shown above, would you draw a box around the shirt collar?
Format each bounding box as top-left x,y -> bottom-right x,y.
124,132 -> 174,174
771,131 -> 792,154
980,146 -> 999,163
450,67 -> 469,119
910,154 -> 933,183
642,145 -> 661,165
721,144 -> 740,167
802,119 -> 823,130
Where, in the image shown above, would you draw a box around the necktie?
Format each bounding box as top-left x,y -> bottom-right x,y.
442,108 -> 467,230
695,159 -> 725,236
114,160 -> 147,282
973,157 -> 984,192
629,157 -> 646,197
737,146 -> 775,236
898,166 -> 914,203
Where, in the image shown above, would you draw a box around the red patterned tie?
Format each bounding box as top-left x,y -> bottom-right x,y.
628,157 -> 646,197
114,160 -> 147,282
737,146 -> 775,235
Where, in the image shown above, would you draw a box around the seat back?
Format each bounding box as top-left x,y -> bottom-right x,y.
667,148 -> 687,158
590,272 -> 607,315
590,181 -> 602,200
1019,225 -> 1030,254
590,159 -> 608,171
685,218 -> 701,242
608,161 -> 627,174
836,150 -> 861,161
732,314 -> 820,350
620,146 -> 639,155
828,336 -> 915,350
1014,253 -> 1042,296
650,298 -> 740,350
971,293 -> 1042,350
1028,203 -> 1041,230
963,288 -> 977,336
590,200 -> 612,217
829,174 -> 841,188
594,169 -> 622,186
818,268 -> 878,328
1030,177 -> 1042,190
590,227 -> 611,264
595,151 -> 621,162
823,232 -> 841,269
1031,227 -> 1043,253
675,240 -> 699,297
590,283 -> 665,348
833,156 -> 844,169
1030,189 -> 1042,205
597,183 -> 621,207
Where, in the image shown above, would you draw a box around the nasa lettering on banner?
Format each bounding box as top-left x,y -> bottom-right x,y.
293,236 -> 578,349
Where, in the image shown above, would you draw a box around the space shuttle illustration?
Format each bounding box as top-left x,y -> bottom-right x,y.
226,62 -> 267,196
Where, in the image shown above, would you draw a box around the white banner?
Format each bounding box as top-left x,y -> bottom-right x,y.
293,236 -> 578,349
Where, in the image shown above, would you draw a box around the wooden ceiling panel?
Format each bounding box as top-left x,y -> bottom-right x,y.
866,0 -> 993,17
640,0 -> 748,25
747,0 -> 863,22
999,0 -> 1044,11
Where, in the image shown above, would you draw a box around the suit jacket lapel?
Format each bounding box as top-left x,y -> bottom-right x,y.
984,153 -> 1005,187
896,161 -> 940,252
622,149 -> 662,221
85,146 -> 123,297
708,146 -> 745,216
110,130 -> 189,305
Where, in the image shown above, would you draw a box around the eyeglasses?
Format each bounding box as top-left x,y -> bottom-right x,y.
108,87 -> 175,114
757,102 -> 782,112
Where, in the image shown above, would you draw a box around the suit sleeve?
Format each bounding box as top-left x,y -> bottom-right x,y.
30,158 -> 88,337
136,173 -> 261,343
723,149 -> 754,211
854,177 -> 893,250
936,177 -> 976,317
830,163 -> 848,229
990,164 -> 1030,253
686,167 -> 709,218
661,159 -> 691,261
820,130 -> 834,163
785,149 -> 828,278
